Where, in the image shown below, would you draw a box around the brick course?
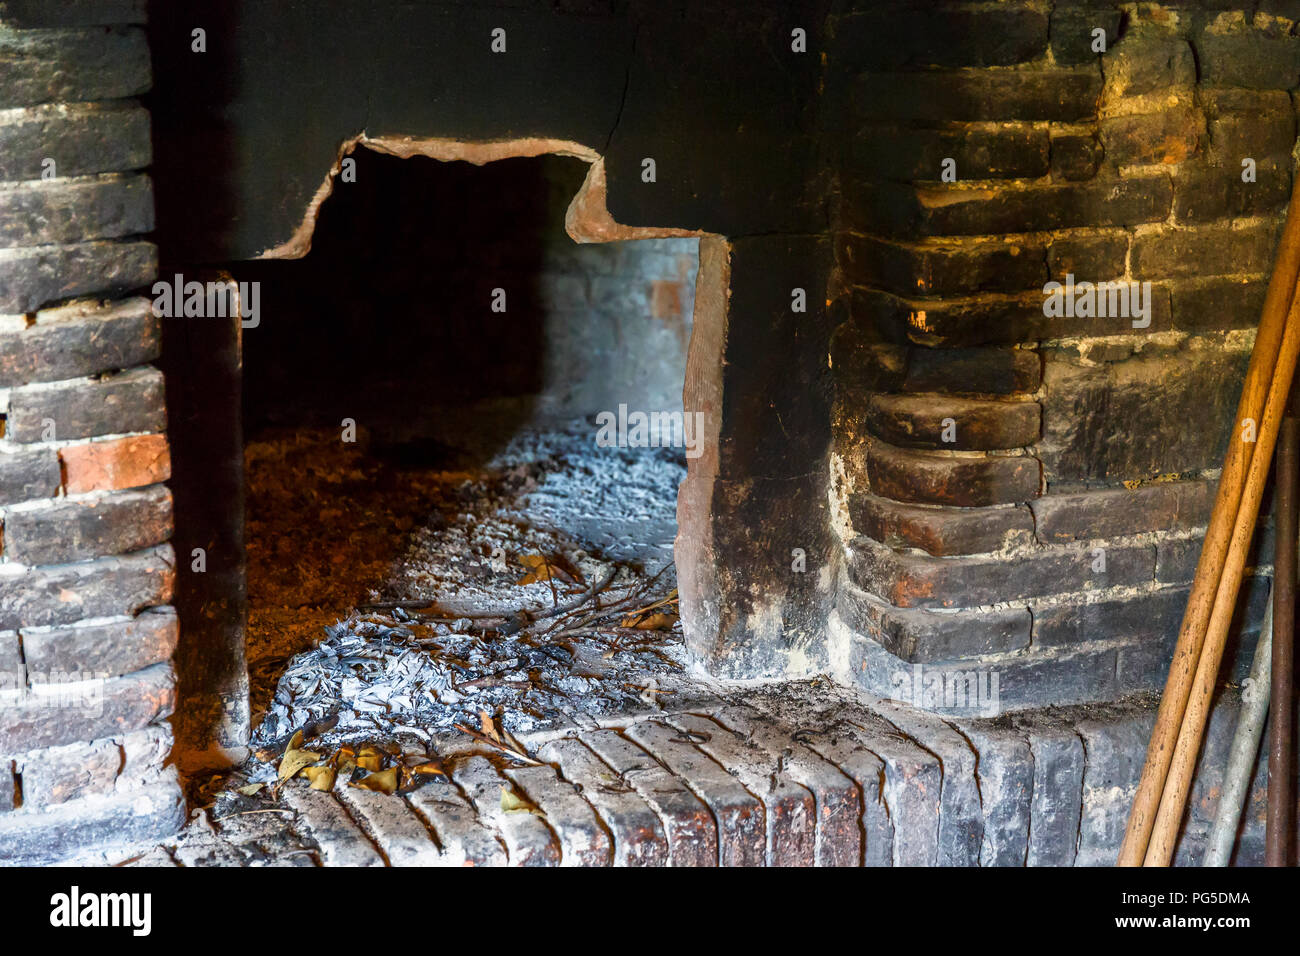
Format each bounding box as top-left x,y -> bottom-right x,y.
2,484 -> 172,566
0,298 -> 159,386
0,26 -> 151,108
21,607 -> 178,682
866,440 -> 1041,507
7,367 -> 166,443
0,661 -> 174,756
0,174 -> 154,248
0,103 -> 152,182
0,544 -> 174,631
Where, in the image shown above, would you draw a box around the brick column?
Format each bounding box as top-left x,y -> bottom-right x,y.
827,1 -> 1295,712
0,1 -> 184,862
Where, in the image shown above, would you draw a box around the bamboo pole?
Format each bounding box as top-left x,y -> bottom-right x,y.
1145,289 -> 1300,865
1119,175 -> 1300,865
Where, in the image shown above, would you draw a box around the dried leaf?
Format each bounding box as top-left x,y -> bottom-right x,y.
401,752 -> 446,776
620,612 -> 679,630
351,767 -> 399,794
278,737 -> 322,783
515,553 -> 556,586
357,746 -> 384,773
335,746 -> 357,775
303,766 -> 337,791
235,783 -> 265,796
500,785 -> 544,817
540,552 -> 585,585
478,710 -> 502,745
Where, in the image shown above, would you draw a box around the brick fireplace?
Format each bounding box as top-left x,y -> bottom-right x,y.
1,0 -> 1299,866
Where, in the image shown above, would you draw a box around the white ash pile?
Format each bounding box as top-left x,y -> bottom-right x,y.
389,421 -> 686,613
246,419 -> 692,764
252,563 -> 689,756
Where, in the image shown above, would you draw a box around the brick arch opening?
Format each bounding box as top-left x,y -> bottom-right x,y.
255,136 -> 707,259
173,137 -> 734,771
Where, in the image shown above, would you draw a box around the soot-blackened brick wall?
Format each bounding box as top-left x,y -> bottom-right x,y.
828,1 -> 1299,710
2,0 -> 1296,864
0,2 -> 184,862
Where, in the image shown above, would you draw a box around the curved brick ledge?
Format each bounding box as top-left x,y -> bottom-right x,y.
139,680 -> 1270,867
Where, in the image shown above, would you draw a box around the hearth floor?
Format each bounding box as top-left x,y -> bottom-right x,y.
242,418 -> 688,741
104,679 -> 1252,868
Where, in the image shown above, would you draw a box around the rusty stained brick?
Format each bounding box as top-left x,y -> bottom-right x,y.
60,434 -> 171,495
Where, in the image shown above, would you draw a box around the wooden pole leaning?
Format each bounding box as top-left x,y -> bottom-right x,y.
1118,176 -> 1300,866
1144,287 -> 1300,865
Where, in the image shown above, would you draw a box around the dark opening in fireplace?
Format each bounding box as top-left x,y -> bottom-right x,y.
223,149 -> 701,743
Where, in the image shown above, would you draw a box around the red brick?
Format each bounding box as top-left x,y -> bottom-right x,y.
60,433 -> 170,494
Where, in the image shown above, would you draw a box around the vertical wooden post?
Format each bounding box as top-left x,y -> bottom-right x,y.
163,283 -> 251,772
1267,393 -> 1298,866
